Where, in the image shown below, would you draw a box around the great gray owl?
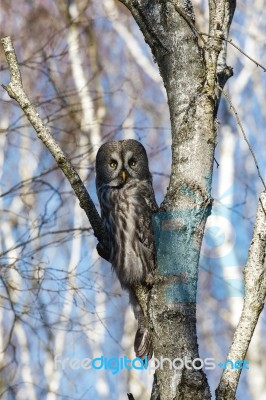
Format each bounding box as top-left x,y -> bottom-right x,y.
95,139 -> 158,359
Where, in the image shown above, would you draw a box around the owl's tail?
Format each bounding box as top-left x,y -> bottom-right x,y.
134,327 -> 153,359
129,289 -> 153,359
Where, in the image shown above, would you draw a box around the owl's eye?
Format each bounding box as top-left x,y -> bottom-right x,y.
129,158 -> 137,167
109,160 -> 118,169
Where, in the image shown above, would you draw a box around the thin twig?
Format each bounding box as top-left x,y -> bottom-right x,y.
200,32 -> 266,72
219,86 -> 266,191
1,36 -> 108,250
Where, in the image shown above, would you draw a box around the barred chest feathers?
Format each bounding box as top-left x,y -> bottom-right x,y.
97,179 -> 155,288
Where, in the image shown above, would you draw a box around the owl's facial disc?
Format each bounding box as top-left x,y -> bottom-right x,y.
96,140 -> 151,189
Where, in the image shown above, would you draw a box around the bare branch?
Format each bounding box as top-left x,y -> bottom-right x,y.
220,87 -> 266,191
216,192 -> 266,399
206,0 -> 236,91
209,0 -> 236,38
1,36 -> 108,253
201,33 -> 266,72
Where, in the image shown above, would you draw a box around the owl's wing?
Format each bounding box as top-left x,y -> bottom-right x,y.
135,183 -> 158,257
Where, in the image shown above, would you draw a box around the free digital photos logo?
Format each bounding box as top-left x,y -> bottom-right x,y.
55,355 -> 250,375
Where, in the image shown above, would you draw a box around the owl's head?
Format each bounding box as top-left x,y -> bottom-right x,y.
96,139 -> 152,187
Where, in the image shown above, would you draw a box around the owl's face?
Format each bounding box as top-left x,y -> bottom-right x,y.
96,139 -> 151,187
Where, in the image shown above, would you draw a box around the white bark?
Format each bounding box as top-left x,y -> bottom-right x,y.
103,0 -> 163,87
14,321 -> 37,400
67,1 -> 101,154
0,187 -> 37,400
218,126 -> 243,326
45,198 -> 85,400
0,114 -> 10,370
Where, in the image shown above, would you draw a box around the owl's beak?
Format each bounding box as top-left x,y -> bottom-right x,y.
121,170 -> 127,183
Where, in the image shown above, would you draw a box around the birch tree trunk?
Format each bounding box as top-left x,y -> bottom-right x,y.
116,1 -> 235,398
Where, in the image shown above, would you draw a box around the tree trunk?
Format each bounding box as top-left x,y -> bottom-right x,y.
118,1 -> 235,398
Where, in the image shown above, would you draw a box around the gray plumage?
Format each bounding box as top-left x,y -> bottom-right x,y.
95,139 -> 158,358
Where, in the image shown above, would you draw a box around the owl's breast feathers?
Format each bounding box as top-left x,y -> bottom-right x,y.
97,179 -> 158,288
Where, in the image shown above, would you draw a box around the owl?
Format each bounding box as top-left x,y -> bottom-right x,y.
95,139 -> 158,359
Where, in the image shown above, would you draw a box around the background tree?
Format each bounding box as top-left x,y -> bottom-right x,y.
0,1 -> 266,399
